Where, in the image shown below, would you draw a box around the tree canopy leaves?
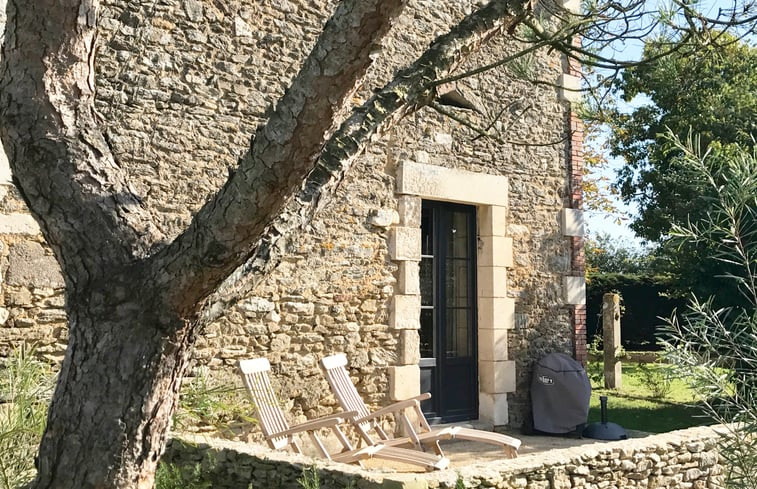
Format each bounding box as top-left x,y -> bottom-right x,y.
605,35 -> 757,241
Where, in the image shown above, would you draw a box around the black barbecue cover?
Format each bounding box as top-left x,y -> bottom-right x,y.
531,352 -> 591,434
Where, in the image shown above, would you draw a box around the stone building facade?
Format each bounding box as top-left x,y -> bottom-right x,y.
0,0 -> 586,428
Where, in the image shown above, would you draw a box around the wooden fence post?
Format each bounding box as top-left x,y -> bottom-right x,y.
602,293 -> 622,389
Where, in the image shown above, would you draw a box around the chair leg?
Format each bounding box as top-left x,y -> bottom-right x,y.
413,406 -> 443,456
332,425 -> 354,452
308,432 -> 332,461
291,437 -> 304,455
373,422 -> 391,441
400,412 -> 424,450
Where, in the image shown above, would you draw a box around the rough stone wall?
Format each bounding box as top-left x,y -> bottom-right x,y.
162,426 -> 726,489
0,0 -> 67,359
0,0 -> 580,425
0,235 -> 66,361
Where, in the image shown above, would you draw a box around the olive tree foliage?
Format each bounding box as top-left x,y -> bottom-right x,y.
1,0 -> 756,487
661,137 -> 756,489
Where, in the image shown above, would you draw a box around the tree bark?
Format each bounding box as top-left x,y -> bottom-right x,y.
0,0 -> 532,487
0,0 -> 164,272
207,0 -> 532,313
34,271 -> 196,488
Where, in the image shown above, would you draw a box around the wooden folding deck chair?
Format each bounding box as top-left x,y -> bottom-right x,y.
319,353 -> 521,459
238,358 -> 449,471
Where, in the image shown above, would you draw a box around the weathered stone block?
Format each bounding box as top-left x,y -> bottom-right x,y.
397,195 -> 421,227
239,297 -> 275,313
397,261 -> 420,295
6,287 -> 32,306
563,276 -> 586,305
478,236 -> 513,268
390,295 -> 420,330
558,73 -> 581,103
479,392 -> 509,426
479,205 -> 508,236
477,266 -> 507,298
389,365 -> 420,401
562,0 -> 581,13
183,0 -> 204,22
398,329 -> 420,365
5,242 -> 64,288
479,360 -> 516,394
281,301 -> 315,316
396,161 -> 508,207
389,227 -> 421,261
687,441 -> 705,453
0,213 -> 41,235
478,297 -> 515,330
561,208 -> 584,237
478,327 -> 508,362
367,208 -> 398,228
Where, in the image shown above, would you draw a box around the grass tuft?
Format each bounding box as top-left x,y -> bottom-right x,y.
0,344 -> 54,489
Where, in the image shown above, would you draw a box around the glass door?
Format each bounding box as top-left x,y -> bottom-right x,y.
419,201 -> 478,423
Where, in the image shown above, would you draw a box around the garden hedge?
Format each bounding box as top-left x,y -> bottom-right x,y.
586,273 -> 688,351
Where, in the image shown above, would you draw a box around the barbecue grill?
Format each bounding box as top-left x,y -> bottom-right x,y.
530,352 -> 591,436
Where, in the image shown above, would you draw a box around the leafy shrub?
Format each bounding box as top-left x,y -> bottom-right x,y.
636,362 -> 673,399
585,335 -> 605,387
174,367 -> 255,438
297,466 -> 321,489
155,461 -> 213,489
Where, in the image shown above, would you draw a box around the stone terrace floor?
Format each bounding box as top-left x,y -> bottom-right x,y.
358,427 -> 651,472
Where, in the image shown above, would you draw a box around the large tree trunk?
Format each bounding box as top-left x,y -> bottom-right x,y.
34,273 -> 198,488
0,0 -> 532,486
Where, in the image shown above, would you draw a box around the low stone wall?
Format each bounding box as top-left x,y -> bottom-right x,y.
163,425 -> 725,489
163,435 -> 380,489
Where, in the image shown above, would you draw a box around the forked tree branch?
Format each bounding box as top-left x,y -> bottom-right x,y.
198,0 -> 535,317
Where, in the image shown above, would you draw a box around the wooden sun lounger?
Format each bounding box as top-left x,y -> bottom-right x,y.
238,357 -> 449,471
319,353 -> 521,459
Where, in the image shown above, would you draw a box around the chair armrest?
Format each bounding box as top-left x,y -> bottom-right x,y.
271,411 -> 358,439
355,393 -> 431,423
311,411 -> 359,424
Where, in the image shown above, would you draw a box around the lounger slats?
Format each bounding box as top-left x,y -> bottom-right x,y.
319,353 -> 521,459
238,357 -> 450,471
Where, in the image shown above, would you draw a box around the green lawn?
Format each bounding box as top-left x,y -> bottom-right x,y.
587,361 -> 711,433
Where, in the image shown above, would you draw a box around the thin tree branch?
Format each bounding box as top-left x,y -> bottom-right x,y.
430,101 -> 570,147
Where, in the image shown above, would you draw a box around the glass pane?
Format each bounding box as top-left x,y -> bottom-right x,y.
445,308 -> 470,357
446,211 -> 471,258
445,259 -> 468,307
420,258 -> 433,306
420,308 -> 434,358
421,207 -> 433,256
